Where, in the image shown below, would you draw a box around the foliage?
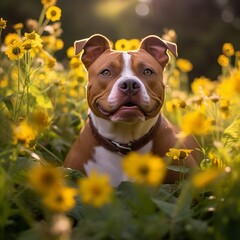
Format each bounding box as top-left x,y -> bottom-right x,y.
1,1 -> 240,240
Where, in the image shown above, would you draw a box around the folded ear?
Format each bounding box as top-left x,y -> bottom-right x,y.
139,35 -> 178,69
74,34 -> 111,69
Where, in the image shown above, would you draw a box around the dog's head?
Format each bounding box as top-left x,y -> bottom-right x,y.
74,34 -> 177,123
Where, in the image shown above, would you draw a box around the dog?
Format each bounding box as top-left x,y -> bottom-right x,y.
64,34 -> 199,186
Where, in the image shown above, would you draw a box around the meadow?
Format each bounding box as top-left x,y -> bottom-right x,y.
0,1 -> 240,239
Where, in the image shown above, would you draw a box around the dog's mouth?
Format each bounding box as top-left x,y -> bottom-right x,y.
96,99 -> 159,122
97,101 -> 142,116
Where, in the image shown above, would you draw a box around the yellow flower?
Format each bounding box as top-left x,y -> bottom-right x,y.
176,58 -> 193,73
66,46 -> 75,58
191,76 -> 215,96
12,121 -> 36,147
42,36 -> 63,52
222,43 -> 234,57
219,98 -> 229,112
181,111 -> 212,136
78,171 -> 113,208
165,100 -> 177,113
230,70 -> 240,93
166,148 -> 193,160
69,89 -> 78,98
219,98 -> 230,119
41,0 -> 57,8
208,152 -> 225,169
5,40 -> 25,61
55,38 -> 64,51
115,39 -> 131,51
42,186 -> 77,212
24,31 -> 42,48
13,22 -> 24,31
209,94 -> 220,103
58,95 -> 67,105
42,35 -> 55,49
129,39 -> 140,50
191,168 -> 223,189
122,152 -> 166,186
235,51 -> 240,58
0,76 -> 8,88
168,69 -> 180,89
30,108 -> 50,131
165,98 -> 186,112
4,33 -> 21,45
178,99 -> 187,109
69,57 -> 82,69
70,79 -> 79,88
216,79 -> 232,99
46,6 -> 62,22
22,39 -> 34,51
46,56 -> 56,68
216,71 -> 240,98
217,54 -> 229,67
28,165 -> 64,194
0,17 -> 7,29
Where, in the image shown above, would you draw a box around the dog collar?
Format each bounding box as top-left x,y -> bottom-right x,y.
89,115 -> 161,155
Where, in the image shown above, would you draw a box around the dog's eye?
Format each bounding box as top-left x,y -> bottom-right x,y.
100,69 -> 111,77
143,68 -> 153,76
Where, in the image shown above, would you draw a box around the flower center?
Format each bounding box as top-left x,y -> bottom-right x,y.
41,172 -> 55,186
51,10 -> 57,17
24,43 -> 32,50
55,194 -> 64,203
179,151 -> 187,159
28,33 -> 36,40
12,47 -> 21,55
139,165 -> 149,176
91,185 -> 102,196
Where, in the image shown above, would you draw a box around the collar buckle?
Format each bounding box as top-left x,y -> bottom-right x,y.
111,140 -> 132,153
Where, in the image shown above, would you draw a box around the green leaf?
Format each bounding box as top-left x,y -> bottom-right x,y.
172,182 -> 193,222
152,198 -> 175,217
222,114 -> 240,148
167,165 -> 190,173
67,201 -> 85,222
29,85 -> 53,109
2,95 -> 14,113
117,182 -> 156,216
200,158 -> 213,170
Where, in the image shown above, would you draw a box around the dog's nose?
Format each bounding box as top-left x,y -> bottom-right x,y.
118,79 -> 140,95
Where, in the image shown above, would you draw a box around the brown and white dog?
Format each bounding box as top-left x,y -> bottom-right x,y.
64,34 -> 199,186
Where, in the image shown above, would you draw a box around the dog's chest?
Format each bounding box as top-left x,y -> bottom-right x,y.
84,141 -> 153,187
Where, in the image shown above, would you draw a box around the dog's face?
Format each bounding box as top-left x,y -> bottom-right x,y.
74,34 -> 177,123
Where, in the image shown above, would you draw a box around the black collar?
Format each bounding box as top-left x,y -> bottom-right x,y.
89,115 -> 161,155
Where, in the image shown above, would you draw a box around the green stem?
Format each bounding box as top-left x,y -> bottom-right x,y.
0,29 -> 2,57
14,57 -> 21,122
37,7 -> 47,34
26,83 -> 29,121
25,51 -> 31,122
36,142 -> 63,165
170,182 -> 192,240
38,18 -> 50,36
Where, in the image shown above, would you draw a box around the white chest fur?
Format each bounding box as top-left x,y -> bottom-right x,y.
84,141 -> 153,187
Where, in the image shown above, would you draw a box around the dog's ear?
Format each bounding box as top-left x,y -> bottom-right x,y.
139,35 -> 178,69
74,34 -> 111,69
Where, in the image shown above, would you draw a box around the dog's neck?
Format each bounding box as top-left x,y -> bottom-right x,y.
89,111 -> 159,144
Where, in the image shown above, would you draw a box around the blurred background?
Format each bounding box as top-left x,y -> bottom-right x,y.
1,0 -> 240,80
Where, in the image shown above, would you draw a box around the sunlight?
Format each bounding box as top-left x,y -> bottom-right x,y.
94,0 -> 136,18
